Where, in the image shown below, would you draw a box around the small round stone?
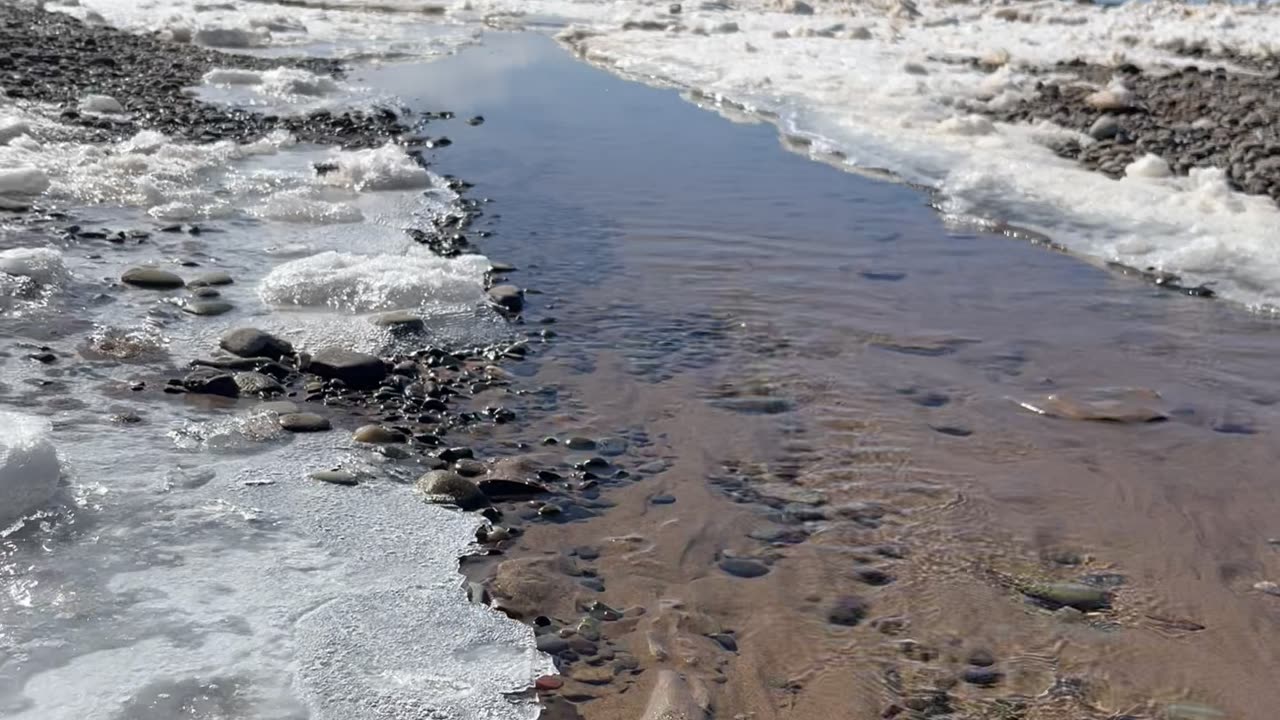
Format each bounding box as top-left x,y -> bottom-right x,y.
353,424 -> 406,444
718,558 -> 769,578
121,267 -> 184,289
962,667 -> 1002,687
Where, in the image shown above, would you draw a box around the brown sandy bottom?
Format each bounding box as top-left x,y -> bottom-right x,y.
455,235 -> 1280,720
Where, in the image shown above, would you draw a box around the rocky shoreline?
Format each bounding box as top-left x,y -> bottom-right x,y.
0,3 -> 410,147
979,57 -> 1280,206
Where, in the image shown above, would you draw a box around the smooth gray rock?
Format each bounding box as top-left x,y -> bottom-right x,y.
232,371 -> 282,396
278,413 -> 331,432
187,271 -> 234,287
220,328 -> 293,360
122,267 -> 184,289
417,470 -> 488,510
309,348 -> 386,388
487,284 -> 524,313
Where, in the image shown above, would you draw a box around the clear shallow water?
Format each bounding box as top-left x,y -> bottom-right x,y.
4,17 -> 1280,720
388,35 -> 1280,717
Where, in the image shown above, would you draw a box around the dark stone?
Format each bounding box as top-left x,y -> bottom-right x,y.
309,348 -> 386,388
219,328 -> 293,360
180,367 -> 238,397
650,494 -> 677,505
962,667 -> 1002,687
232,371 -> 282,396
121,267 -> 184,289
718,558 -> 770,578
478,478 -> 550,500
852,566 -> 894,586
417,470 -> 488,510
968,649 -> 996,667
709,633 -> 738,652
827,595 -> 870,626
487,284 -> 524,313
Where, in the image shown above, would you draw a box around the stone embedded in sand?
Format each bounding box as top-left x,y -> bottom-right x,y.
121,267 -> 184,289
718,557 -> 770,578
491,555 -> 580,619
535,675 -> 564,691
311,469 -> 358,486
416,470 -> 488,510
476,476 -> 545,499
232,371 -> 282,397
1018,387 -> 1166,423
827,595 -> 870,626
219,328 -> 293,360
309,348 -> 386,388
278,413 -> 331,432
487,284 -> 524,313
565,436 -> 596,451
1021,582 -> 1110,611
353,424 -> 405,444
454,459 -> 487,477
962,667 -> 1002,687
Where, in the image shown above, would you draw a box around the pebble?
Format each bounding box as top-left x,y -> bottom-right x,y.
487,284 -> 524,312
417,470 -> 488,510
827,595 -> 870,626
180,367 -> 239,397
256,400 -> 300,414
565,436 -> 597,451
962,667 -> 1002,687
477,478 -> 549,500
311,469 -> 358,486
309,348 -> 387,388
352,424 -> 406,444
180,299 -> 233,316
454,458 -> 487,477
718,558 -> 770,578
967,649 -> 996,667
232,371 -> 282,396
650,494 -> 677,505
1088,115 -> 1120,141
852,566 -> 894,586
535,675 -> 564,691
538,502 -> 563,517
219,328 -> 293,360
278,413 -> 331,432
1022,582 -> 1110,611
187,271 -> 234,287
121,267 -> 184,289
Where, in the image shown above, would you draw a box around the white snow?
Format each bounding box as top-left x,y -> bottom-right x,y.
258,250 -> 489,312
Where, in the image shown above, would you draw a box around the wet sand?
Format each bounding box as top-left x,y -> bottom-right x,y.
406,35 -> 1280,720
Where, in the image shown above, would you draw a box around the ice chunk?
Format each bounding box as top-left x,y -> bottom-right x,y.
0,412 -> 60,530
318,144 -> 432,191
0,167 -> 50,196
194,27 -> 260,48
258,251 -> 489,312
1125,153 -> 1172,179
0,118 -> 31,145
0,248 -> 67,285
204,68 -> 265,86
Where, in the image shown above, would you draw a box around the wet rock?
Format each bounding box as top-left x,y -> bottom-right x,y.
454,459 -> 487,477
491,555 -> 580,618
786,0 -> 814,13
650,493 -> 677,505
311,469 -> 358,486
438,446 -> 474,463
371,310 -> 425,333
180,367 -> 238,397
538,502 -> 563,517
187,271 -> 234,287
968,649 -> 995,667
1022,582 -> 1110,611
565,436 -> 596,451
180,299 -> 233,316
219,328 -> 293,360
353,424 -> 405,444
309,348 -> 386,388
962,667 -> 1002,687
709,633 -> 738,652
852,566 -> 894,586
718,558 -> 770,578
536,635 -> 570,654
416,469 -> 488,510
478,478 -> 549,500
278,412 -> 331,432
121,267 -> 184,289
232,371 -> 282,396
827,595 -> 870,626
487,284 -> 524,313
535,675 -> 564,691
1089,115 -> 1120,141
